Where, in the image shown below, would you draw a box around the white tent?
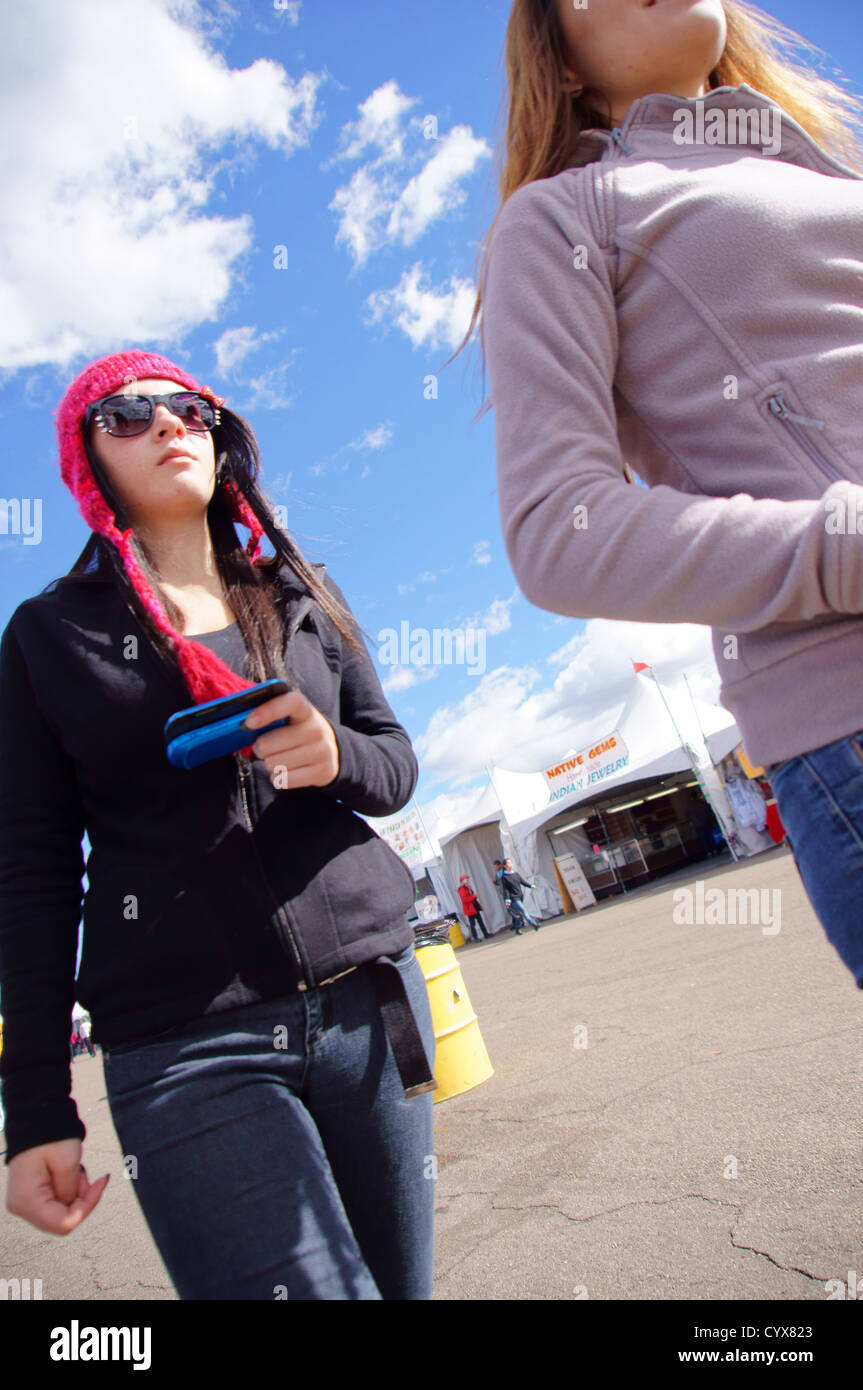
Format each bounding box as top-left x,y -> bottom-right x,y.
504,672 -> 771,911
369,672 -> 764,932
432,782 -> 509,934
421,672 -> 763,923
432,763 -> 573,933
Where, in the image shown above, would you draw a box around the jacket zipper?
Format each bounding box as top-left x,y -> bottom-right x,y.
610,128 -> 633,156
234,750 -> 309,989
766,395 -> 844,484
601,109 -> 853,487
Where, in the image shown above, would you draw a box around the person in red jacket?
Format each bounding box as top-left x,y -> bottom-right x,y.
457,877 -> 491,943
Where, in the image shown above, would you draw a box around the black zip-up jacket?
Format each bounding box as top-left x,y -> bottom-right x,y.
0,547 -> 433,1165
499,871 -> 532,902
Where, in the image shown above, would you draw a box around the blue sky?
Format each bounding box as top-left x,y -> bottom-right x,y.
2,0 -> 862,832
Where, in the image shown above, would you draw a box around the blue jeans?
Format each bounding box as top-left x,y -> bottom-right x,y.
765,727 -> 863,989
102,943 -> 436,1299
507,899 -> 535,929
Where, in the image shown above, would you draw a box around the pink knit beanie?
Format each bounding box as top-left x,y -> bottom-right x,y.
55,349 -> 267,710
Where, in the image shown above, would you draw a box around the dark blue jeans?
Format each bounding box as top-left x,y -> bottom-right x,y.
102,943 -> 436,1299
765,726 -> 863,989
507,899 -> 535,929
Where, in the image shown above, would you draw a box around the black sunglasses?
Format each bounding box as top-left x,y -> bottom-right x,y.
84,391 -> 221,439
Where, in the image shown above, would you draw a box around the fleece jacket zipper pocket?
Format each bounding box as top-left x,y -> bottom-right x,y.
766,394 -> 844,484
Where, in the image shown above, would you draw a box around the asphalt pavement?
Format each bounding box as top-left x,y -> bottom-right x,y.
2,842 -> 861,1301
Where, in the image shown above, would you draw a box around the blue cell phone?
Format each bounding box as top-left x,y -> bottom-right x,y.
164,678 -> 291,769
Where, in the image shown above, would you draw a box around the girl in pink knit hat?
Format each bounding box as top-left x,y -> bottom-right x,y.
51,348 -> 364,702
0,349 -> 436,1301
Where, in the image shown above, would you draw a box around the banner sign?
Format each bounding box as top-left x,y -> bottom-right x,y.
542,731 -> 629,802
371,807 -> 428,865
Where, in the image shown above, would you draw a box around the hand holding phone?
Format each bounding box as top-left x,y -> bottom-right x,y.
164,679 -> 291,769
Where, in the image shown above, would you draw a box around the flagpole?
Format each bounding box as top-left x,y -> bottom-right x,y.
639,666 -> 740,863
682,671 -> 710,754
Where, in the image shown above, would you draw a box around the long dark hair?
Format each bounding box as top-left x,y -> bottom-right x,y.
61,403 -> 370,687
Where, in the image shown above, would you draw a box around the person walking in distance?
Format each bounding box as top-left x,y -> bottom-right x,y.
443,0 -> 863,994
0,350 -> 436,1300
78,1016 -> 95,1059
457,875 -> 491,942
500,858 -> 539,933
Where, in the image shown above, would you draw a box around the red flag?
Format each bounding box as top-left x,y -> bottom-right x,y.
632,661 -> 652,673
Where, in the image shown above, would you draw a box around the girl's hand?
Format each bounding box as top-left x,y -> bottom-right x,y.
243,689 -> 340,789
6,1139 -> 110,1234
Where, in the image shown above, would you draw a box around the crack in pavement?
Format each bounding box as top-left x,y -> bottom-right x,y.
435,1189 -> 838,1291
449,1028 -> 863,1130
727,1239 -> 822,1283
489,1190 -> 742,1225
728,1211 -> 827,1283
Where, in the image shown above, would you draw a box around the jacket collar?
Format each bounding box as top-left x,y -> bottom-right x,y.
564,83 -> 861,180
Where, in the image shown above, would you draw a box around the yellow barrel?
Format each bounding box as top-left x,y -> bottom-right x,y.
449,919 -> 466,949
415,942 -> 494,1102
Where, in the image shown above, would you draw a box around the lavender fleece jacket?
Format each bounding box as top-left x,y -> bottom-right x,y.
480,83 -> 863,769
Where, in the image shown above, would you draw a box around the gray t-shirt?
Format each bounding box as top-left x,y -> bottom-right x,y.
187,621 -> 253,681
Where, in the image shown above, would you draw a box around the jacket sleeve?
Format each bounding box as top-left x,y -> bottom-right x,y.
314,576 -> 419,818
480,180 -> 863,632
0,614 -> 88,1164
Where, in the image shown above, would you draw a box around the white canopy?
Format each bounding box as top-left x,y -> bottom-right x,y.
507,672 -> 739,841
369,672 -> 746,930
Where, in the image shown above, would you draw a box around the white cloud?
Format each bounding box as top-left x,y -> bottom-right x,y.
411,621 -> 722,790
311,420 -> 394,477
329,81 -> 491,268
239,360 -> 300,411
471,540 -> 491,566
476,593 -> 517,637
348,423 -> 394,453
273,0 -> 302,23
331,79 -> 419,165
381,663 -> 440,695
213,325 -> 281,375
0,0 -> 324,369
365,264 -> 478,351
414,666 -> 545,789
419,784 -> 491,844
387,127 -> 491,246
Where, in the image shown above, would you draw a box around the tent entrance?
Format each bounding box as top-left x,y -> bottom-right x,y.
544,772 -> 726,904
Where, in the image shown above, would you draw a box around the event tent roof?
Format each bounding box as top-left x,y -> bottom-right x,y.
507,672 -> 739,840
430,672 -> 741,848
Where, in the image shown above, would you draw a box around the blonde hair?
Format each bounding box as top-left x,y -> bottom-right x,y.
440,0 -> 863,428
